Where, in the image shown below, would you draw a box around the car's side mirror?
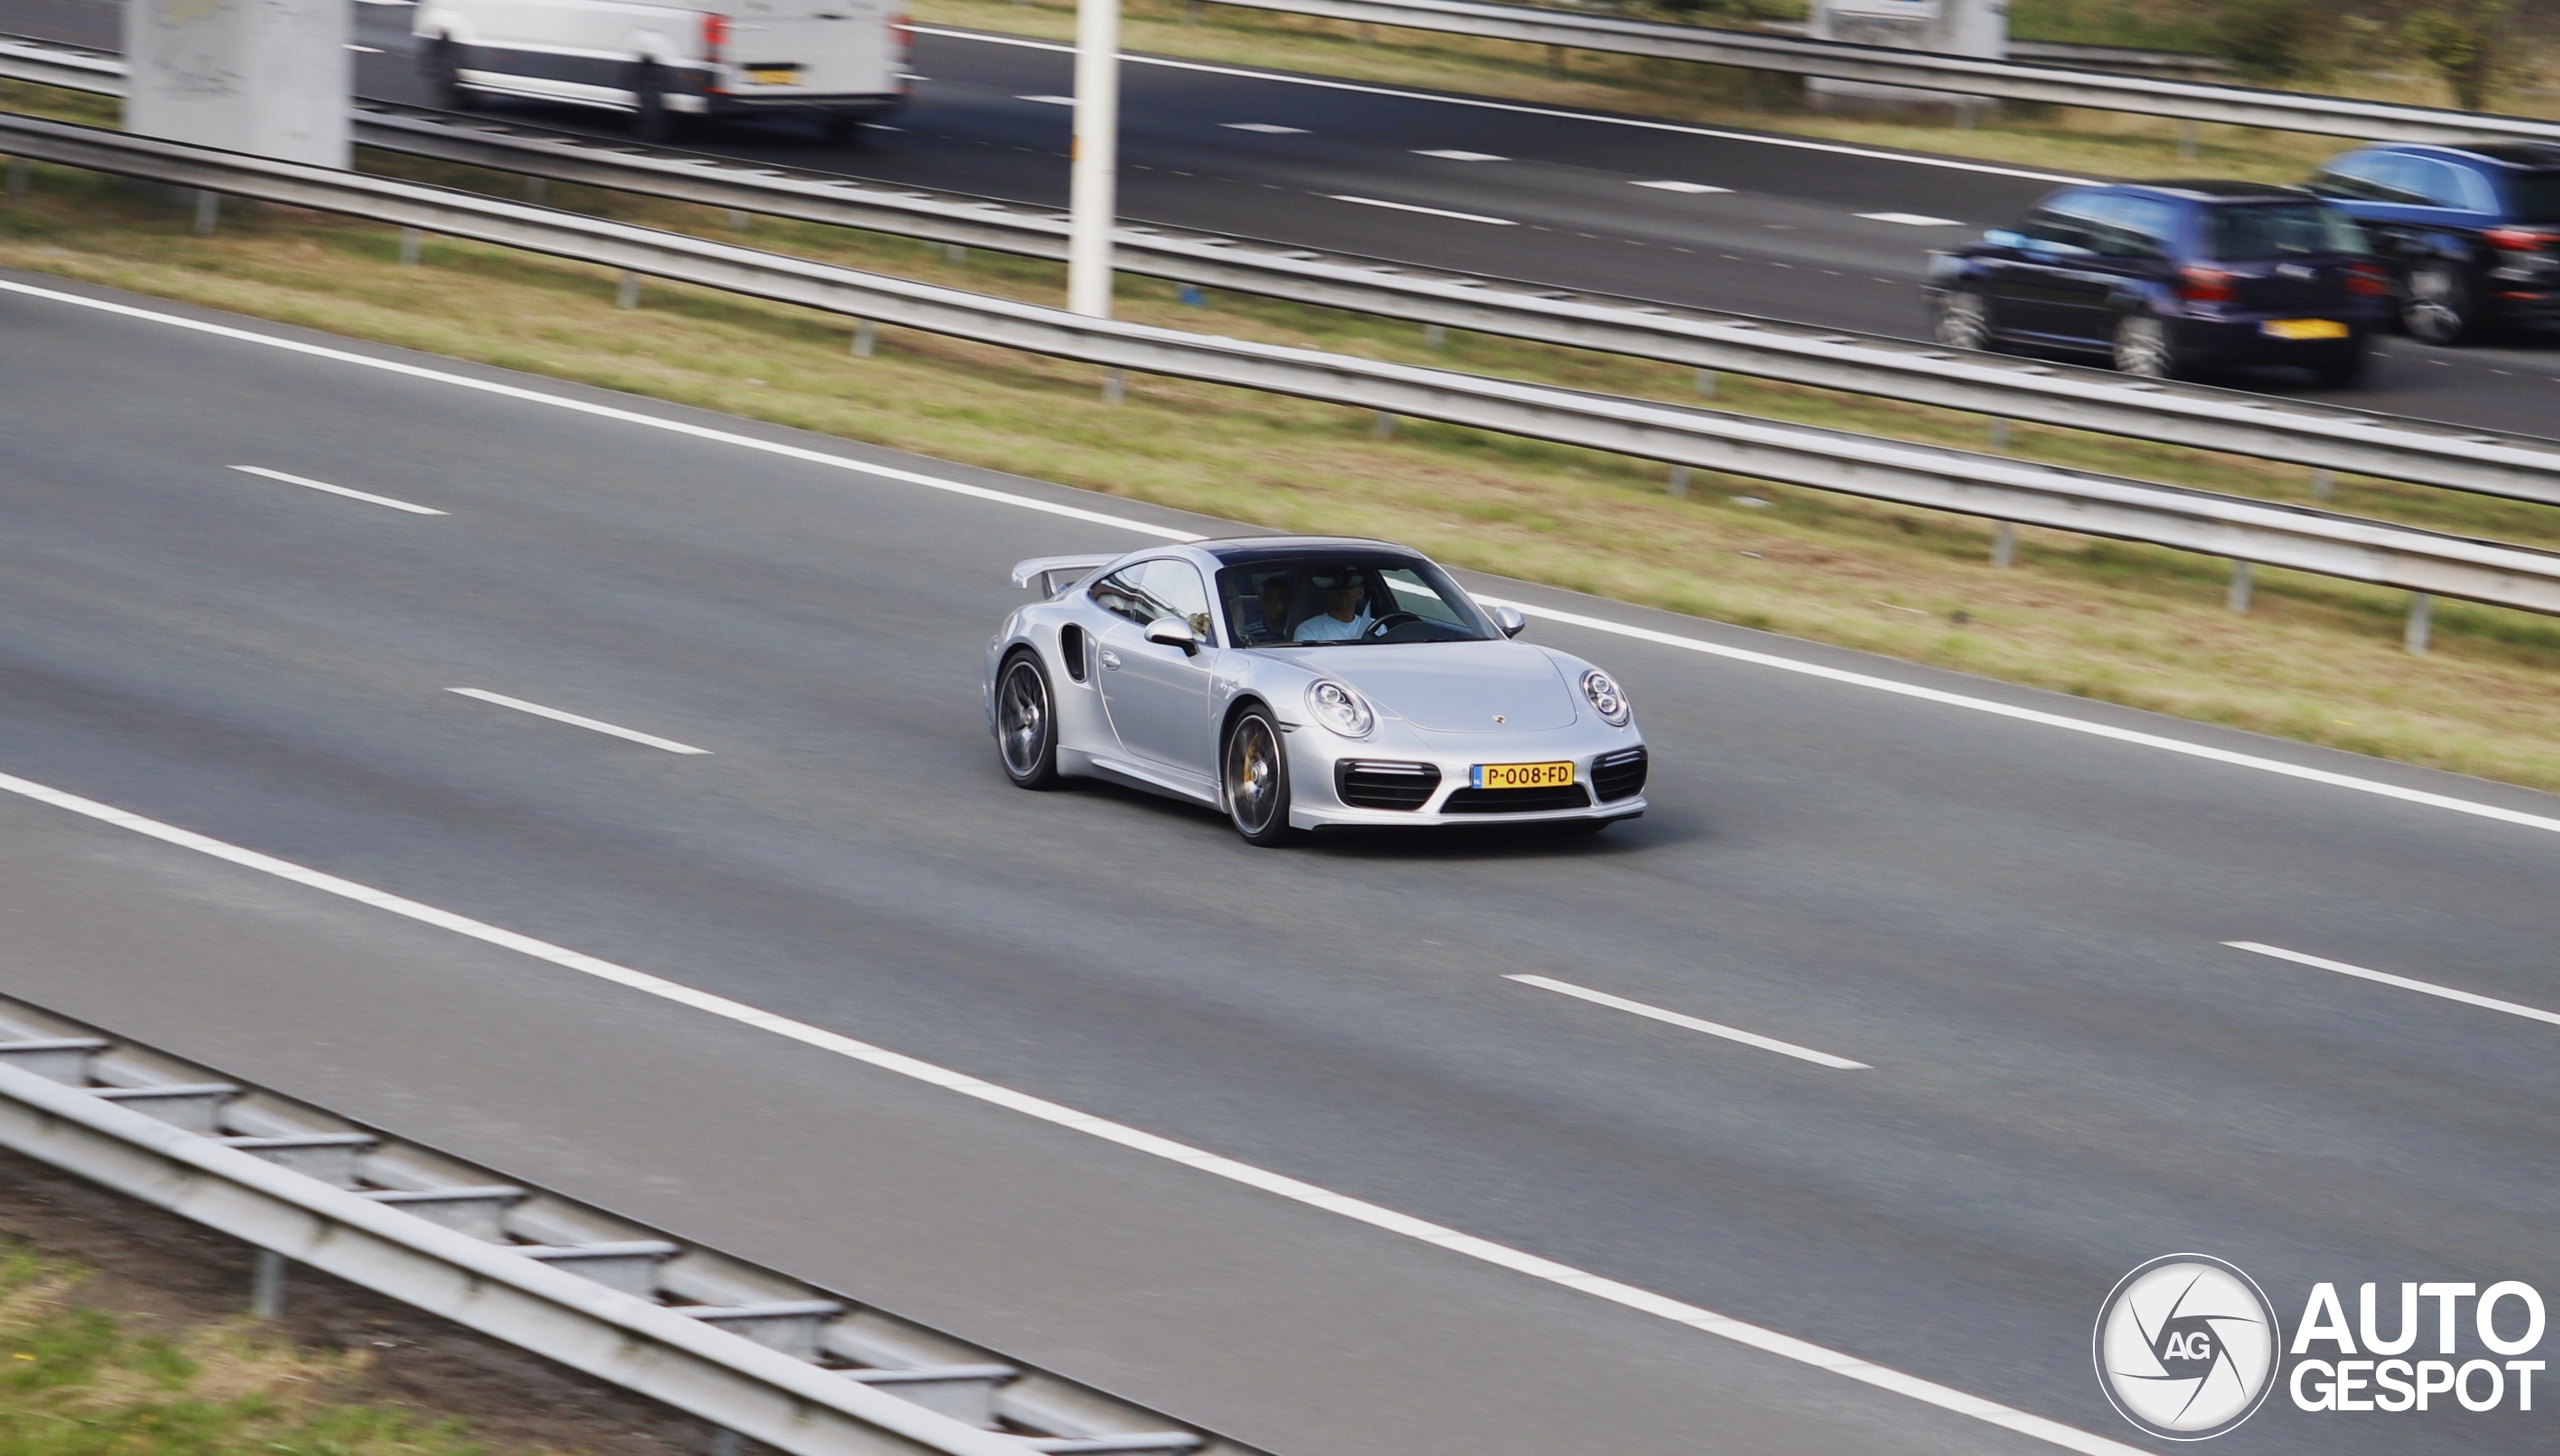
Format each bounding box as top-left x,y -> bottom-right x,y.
1489,604 -> 1527,638
1144,616 -> 1202,654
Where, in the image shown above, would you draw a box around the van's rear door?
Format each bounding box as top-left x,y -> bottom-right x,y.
726,0 -> 895,98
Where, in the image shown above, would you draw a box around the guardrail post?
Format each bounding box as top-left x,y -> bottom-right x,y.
1667,464 -> 1691,497
2405,592 -> 2433,653
2227,560 -> 2253,614
944,243 -> 967,265
193,189 -> 218,236
616,271 -> 641,310
1423,322 -> 1445,349
1695,367 -> 1717,398
1183,0 -> 1201,23
2178,120 -> 2199,159
4,156 -> 25,205
398,226 -> 420,266
1991,521 -> 2016,568
1102,368 -> 1126,403
1547,44 -> 1566,78
725,208 -> 749,231
1986,417 -> 2010,452
708,1428 -> 744,1456
851,319 -> 876,357
1372,411 -> 1396,439
525,176 -> 547,206
251,1248 -> 286,1319
2311,468 -> 2334,503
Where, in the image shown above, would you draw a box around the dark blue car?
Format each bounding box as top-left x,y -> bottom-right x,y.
2303,142 -> 2560,344
1924,181 -> 2390,386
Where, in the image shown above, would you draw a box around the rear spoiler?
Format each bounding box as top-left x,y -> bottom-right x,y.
1011,554 -> 1113,595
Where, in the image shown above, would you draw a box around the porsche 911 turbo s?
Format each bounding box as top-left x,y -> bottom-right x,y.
983,537 -> 1649,845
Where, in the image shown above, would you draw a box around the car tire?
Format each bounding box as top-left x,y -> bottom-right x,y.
821,113 -> 863,146
995,650 -> 1062,790
631,64 -> 677,143
427,39 -> 476,111
1222,708 -> 1296,847
1933,290 -> 1995,352
2401,261 -> 2474,345
2111,312 -> 2182,379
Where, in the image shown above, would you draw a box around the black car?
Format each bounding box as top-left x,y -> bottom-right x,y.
1924,181 -> 2390,385
2303,142 -> 2560,344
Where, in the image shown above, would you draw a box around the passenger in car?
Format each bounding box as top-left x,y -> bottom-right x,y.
1238,574 -> 1297,644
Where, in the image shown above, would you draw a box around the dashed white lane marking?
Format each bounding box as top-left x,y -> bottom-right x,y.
1328,194 -> 1517,225
345,43 -> 383,53
1016,93 -> 1076,105
230,465 -> 445,515
1507,975 -> 1870,1069
917,26 -> 2094,185
1860,212 -> 1966,226
1414,148 -> 1506,161
26,279 -> 2560,846
1632,179 -> 1730,193
449,689 -> 711,755
2225,942 -> 2560,1028
1223,122 -> 1309,134
0,765 -> 2145,1456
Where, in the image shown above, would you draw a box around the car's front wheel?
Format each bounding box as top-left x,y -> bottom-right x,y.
2112,312 -> 2182,379
2401,261 -> 2474,344
995,651 -> 1061,789
1933,290 -> 1994,352
1223,708 -> 1295,846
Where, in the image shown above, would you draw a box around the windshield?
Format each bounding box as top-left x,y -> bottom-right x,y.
2206,203 -> 2371,260
2509,171 -> 2560,223
1216,552 -> 1497,647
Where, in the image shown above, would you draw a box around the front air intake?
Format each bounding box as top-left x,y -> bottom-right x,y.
1592,746 -> 1649,803
1336,760 -> 1441,810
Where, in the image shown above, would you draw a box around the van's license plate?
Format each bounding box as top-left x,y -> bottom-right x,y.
1473,761 -> 1575,790
746,65 -> 803,85
2261,318 -> 2348,340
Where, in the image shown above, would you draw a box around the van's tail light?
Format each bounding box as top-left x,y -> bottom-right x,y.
2345,262 -> 2389,295
2179,266 -> 2237,304
2484,227 -> 2559,251
702,12 -> 728,62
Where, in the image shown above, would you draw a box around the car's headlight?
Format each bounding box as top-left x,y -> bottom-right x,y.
1305,679 -> 1374,738
1581,669 -> 1631,727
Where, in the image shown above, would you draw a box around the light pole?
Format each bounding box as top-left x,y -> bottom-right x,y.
1067,0 -> 1122,318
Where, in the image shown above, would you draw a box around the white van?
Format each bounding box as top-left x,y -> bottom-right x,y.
412,0 -> 909,142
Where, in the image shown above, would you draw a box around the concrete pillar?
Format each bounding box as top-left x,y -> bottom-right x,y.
126,0 -> 351,168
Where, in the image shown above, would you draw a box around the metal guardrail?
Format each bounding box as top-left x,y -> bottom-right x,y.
1192,0 -> 2560,145
5,110 -> 2559,624
16,32 -> 2560,512
0,993 -> 1248,1456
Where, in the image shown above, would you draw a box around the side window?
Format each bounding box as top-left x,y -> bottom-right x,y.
2078,194 -> 2173,260
1089,566 -> 1158,626
2019,192 -> 2097,252
2437,162 -> 2497,213
2360,154 -> 2436,206
2312,151 -> 2400,202
1137,559 -> 1215,643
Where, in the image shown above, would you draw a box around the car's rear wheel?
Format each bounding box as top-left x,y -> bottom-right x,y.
631,64 -> 677,143
2112,312 -> 2181,379
1223,709 -> 1295,846
1934,290 -> 1994,352
427,39 -> 476,111
2401,261 -> 2474,344
996,651 -> 1061,789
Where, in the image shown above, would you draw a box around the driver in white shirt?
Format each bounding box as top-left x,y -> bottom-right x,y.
1293,571 -> 1375,642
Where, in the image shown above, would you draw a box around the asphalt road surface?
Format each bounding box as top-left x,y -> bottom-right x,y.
2,270 -> 2555,1455
8,0 -> 2560,436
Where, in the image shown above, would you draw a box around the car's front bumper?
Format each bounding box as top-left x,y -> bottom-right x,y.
1284,727 -> 1650,830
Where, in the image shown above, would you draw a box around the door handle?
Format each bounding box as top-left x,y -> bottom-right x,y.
1099,649 -> 1123,671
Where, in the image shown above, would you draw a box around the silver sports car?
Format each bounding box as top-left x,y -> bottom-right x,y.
983,537 -> 1648,844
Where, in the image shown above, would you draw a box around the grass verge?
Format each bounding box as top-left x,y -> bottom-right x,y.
3,113 -> 2558,792
909,0 -> 2556,185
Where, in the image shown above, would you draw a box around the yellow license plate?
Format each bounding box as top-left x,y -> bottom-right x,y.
1473,761 -> 1576,790
745,65 -> 802,85
2261,318 -> 2348,340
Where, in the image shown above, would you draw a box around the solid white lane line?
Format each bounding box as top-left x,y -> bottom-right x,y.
1507,975 -> 1869,1069
0,765 -> 2145,1456
1415,148 -> 1506,161
1016,93 -> 1076,105
449,689 -> 711,755
1223,122 -> 1309,133
1328,195 -> 1517,225
230,465 -> 445,515
1632,179 -> 1730,193
1859,212 -> 1965,227
2225,942 -> 2560,1028
913,26 -> 2094,185
16,279 -> 2560,845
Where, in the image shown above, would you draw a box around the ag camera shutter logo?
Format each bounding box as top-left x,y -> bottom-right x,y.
2094,1254 -> 2282,1440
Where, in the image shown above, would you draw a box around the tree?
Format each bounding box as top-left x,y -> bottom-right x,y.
2401,0 -> 2511,110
